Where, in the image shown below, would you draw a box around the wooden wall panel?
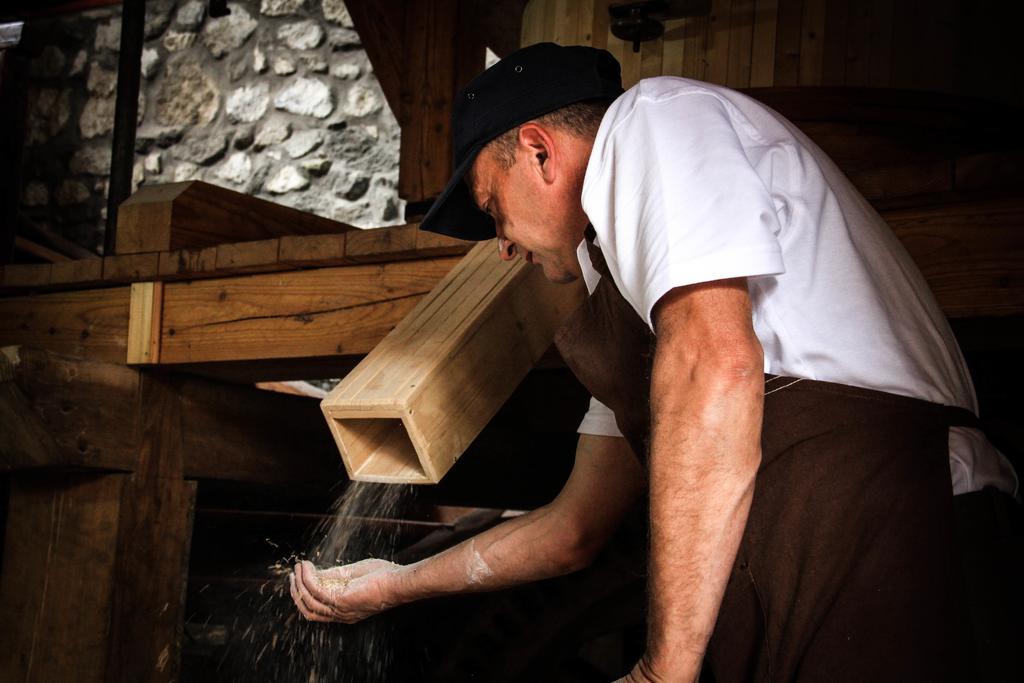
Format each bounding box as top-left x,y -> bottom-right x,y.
520,0 -> 1024,106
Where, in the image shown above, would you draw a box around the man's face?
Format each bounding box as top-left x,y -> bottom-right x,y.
467,125 -> 590,284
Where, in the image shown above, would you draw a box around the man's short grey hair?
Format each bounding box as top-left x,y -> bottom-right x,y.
483,99 -> 611,170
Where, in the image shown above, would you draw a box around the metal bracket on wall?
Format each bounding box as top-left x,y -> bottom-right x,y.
609,0 -> 712,52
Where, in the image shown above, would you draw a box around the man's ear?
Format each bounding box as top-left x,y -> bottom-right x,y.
517,123 -> 556,182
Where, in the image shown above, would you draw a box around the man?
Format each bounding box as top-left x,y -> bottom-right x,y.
291,43 -> 1017,680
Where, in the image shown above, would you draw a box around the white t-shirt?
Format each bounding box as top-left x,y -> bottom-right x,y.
576,76 -> 1017,496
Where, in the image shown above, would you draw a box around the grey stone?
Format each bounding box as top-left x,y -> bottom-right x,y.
145,0 -> 174,39
163,30 -> 197,51
155,59 -> 219,126
95,18 -> 121,52
86,65 -> 117,96
254,120 -> 291,149
265,165 -> 309,193
301,157 -> 331,176
272,56 -> 296,75
173,162 -> 201,182
69,50 -> 88,77
177,134 -> 228,165
27,88 -> 71,144
303,56 -> 328,73
229,55 -> 249,81
322,0 -> 353,27
31,46 -> 66,78
56,180 -> 90,206
277,20 -> 324,50
253,45 -> 268,73
284,129 -> 323,158
226,83 -> 269,123
333,171 -> 369,200
175,1 -> 206,30
274,78 -> 333,118
144,151 -> 163,174
141,48 -> 161,79
343,83 -> 381,117
132,160 -> 145,191
70,146 -> 112,175
79,96 -> 115,138
327,27 -> 360,50
233,127 -> 254,149
329,61 -> 360,80
22,182 -> 50,207
202,3 -> 258,58
214,152 -> 252,185
260,0 -> 305,16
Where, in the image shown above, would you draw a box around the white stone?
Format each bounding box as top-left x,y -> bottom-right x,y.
141,48 -> 161,79
260,0 -> 304,16
69,50 -> 88,76
322,0 -> 353,27
173,162 -> 201,182
254,120 -> 291,148
343,83 -> 380,117
177,134 -> 228,165
95,18 -> 121,52
80,96 -> 115,138
303,56 -> 328,73
70,146 -> 112,175
253,45 -> 267,73
202,3 -> 258,58
55,180 -> 90,206
86,65 -> 117,96
175,0 -> 206,30
274,78 -> 333,118
163,30 -> 197,52
144,151 -> 163,174
225,83 -> 269,123
155,59 -> 219,126
265,165 -> 309,193
22,182 -> 49,207
214,152 -> 253,185
329,61 -> 360,80
272,56 -> 296,75
301,157 -> 331,176
145,0 -> 174,38
284,129 -> 323,158
133,160 -> 145,191
277,20 -> 324,50
327,27 -> 360,50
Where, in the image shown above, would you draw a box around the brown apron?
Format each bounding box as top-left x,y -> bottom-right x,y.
554,235 -> 979,682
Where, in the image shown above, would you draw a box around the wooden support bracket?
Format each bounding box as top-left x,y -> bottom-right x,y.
321,240 -> 585,484
127,281 -> 163,365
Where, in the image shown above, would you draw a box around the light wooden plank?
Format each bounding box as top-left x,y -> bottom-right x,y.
661,18 -> 687,77
772,0 -> 802,85
705,0 -> 732,85
156,257 -> 462,364
157,245 -> 217,278
749,0 -> 778,86
214,237 -> 282,273
127,282 -> 163,365
521,0 -> 547,46
102,252 -> 160,282
726,0 -> 755,87
576,0 -> 595,46
322,241 -> 585,484
50,257 -> 104,288
278,233 -> 348,267
821,0 -> 849,85
640,33 -> 665,80
14,236 -> 69,262
590,0 -> 611,51
682,14 -> 709,80
2,263 -> 51,289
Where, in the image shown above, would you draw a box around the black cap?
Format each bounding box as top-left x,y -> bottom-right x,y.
419,42 -> 624,241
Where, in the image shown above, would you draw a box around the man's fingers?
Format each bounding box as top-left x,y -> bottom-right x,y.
290,570 -> 335,621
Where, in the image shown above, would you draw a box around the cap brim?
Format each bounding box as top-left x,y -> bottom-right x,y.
418,143 -> 497,241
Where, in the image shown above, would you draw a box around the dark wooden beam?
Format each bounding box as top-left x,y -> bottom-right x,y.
0,22 -> 28,265
104,0 -> 146,256
344,0 -> 404,119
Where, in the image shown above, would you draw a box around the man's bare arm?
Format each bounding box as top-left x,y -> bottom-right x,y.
292,434 -> 644,623
634,277 -> 763,681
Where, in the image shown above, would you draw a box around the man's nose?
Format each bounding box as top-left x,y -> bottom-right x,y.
498,237 -> 518,261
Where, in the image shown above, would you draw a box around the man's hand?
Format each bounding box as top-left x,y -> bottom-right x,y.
289,558 -> 403,624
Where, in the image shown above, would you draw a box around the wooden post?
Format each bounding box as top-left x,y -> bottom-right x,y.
321,240 -> 585,484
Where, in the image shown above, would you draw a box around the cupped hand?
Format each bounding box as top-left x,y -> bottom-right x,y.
289,558 -> 404,624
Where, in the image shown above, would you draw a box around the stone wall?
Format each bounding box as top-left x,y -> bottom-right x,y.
19,0 -> 402,255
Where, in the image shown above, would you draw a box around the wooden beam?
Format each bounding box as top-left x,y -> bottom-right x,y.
322,240 -> 586,484
114,181 -> 354,255
127,282 -> 163,364
148,256 -> 461,365
0,472 -> 126,682
0,345 -> 344,485
0,286 -> 130,363
344,0 -> 404,118
14,236 -> 71,262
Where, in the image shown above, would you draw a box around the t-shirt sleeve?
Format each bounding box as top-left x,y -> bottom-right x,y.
577,396 -> 624,437
582,90 -> 786,330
